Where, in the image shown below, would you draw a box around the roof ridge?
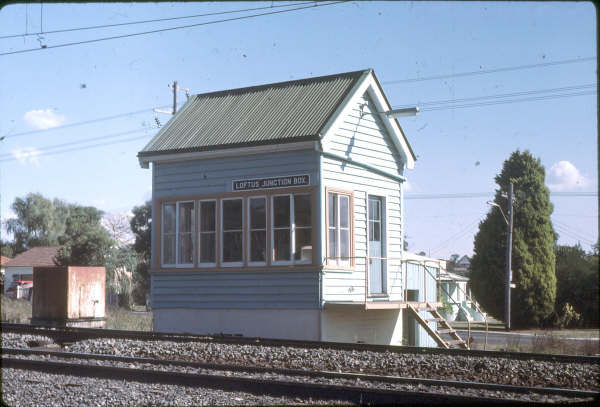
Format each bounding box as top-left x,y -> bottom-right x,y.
192,68 -> 371,100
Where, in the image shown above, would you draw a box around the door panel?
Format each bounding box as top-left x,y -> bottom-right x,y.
368,196 -> 384,294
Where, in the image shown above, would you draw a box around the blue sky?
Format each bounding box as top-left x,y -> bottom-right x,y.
0,1 -> 597,258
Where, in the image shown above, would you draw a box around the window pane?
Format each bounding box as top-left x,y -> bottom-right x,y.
273,196 -> 290,228
200,233 -> 215,263
328,193 -> 336,227
340,196 -> 349,228
294,195 -> 312,227
179,233 -> 193,264
250,198 -> 266,229
223,199 -> 242,230
223,231 -> 242,262
274,229 -> 290,261
340,229 -> 350,259
179,202 -> 194,233
163,234 -> 176,264
200,201 -> 216,232
328,229 -> 337,258
164,204 -> 176,233
295,228 -> 312,261
250,231 -> 266,262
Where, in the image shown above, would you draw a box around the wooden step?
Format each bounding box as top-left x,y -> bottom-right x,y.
425,318 -> 445,323
437,329 -> 455,334
445,339 -> 466,346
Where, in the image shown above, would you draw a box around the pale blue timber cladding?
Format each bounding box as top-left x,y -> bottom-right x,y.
153,149 -> 320,198
320,90 -> 405,303
151,271 -> 320,309
405,262 -> 439,347
151,148 -> 322,310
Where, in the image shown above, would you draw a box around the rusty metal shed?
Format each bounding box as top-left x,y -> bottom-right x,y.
32,266 -> 106,327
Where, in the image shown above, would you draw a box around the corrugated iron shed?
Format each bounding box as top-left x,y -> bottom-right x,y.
138,69 -> 368,157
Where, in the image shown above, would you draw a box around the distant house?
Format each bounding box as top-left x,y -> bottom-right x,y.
137,69 -> 464,348
453,255 -> 471,275
3,247 -> 60,294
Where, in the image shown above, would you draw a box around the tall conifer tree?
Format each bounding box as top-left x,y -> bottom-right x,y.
470,150 -> 556,328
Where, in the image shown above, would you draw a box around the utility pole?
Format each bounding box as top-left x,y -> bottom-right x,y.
505,182 -> 514,331
154,80 -> 190,126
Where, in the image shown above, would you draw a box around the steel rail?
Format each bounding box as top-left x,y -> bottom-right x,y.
3,347 -> 598,398
2,355 -> 571,405
2,322 -> 598,364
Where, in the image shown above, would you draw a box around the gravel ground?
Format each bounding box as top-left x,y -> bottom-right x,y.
2,332 -> 599,406
46,336 -> 600,390
2,367 -> 348,407
3,352 -> 594,404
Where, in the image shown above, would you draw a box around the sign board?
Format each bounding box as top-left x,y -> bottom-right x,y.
233,175 -> 310,191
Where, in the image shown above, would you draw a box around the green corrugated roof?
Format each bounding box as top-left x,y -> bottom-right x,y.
138,69 -> 368,157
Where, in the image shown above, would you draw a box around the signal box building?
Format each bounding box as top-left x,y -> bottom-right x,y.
138,69 -> 463,348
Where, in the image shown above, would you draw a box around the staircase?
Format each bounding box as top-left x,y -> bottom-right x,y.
407,303 -> 468,349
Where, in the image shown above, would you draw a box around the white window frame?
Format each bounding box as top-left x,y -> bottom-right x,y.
221,197 -> 244,267
198,199 -> 217,267
247,196 -> 267,267
162,200 -> 195,268
271,193 -> 312,266
327,192 -> 352,267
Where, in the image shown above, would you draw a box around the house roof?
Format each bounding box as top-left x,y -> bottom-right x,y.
4,246 -> 60,268
1,256 -> 11,266
138,69 -> 415,163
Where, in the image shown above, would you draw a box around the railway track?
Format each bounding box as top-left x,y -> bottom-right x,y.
3,348 -> 597,405
2,322 -> 598,364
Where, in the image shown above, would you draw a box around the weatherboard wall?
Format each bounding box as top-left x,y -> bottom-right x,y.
150,148 -> 322,311
320,91 -> 405,303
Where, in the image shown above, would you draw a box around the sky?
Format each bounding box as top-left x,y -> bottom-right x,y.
0,1 -> 597,259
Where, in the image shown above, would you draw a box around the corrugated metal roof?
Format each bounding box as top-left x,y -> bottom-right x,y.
139,69 -> 368,156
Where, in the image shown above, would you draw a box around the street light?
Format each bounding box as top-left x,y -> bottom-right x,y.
384,107 -> 420,118
486,201 -> 508,225
486,183 -> 514,331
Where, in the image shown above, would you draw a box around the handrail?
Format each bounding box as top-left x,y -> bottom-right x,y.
334,256 -> 488,350
419,259 -> 489,350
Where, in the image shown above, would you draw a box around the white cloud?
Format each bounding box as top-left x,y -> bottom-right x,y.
547,161 -> 591,191
23,109 -> 66,130
12,147 -> 42,166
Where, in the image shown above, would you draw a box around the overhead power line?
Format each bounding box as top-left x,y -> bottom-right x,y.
405,192 -> 597,199
0,126 -> 157,160
0,132 -> 155,163
0,1 -> 347,57
396,84 -> 596,108
3,104 -> 171,139
0,1 -> 314,40
381,56 -> 596,85
418,90 -> 595,112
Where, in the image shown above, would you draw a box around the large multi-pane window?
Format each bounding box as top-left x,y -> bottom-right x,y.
162,201 -> 194,266
272,194 -> 312,265
327,191 -> 351,266
198,200 -> 216,266
222,198 -> 243,265
161,192 -> 314,268
248,197 -> 267,265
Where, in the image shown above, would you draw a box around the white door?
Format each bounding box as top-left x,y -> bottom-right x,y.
368,196 -> 384,294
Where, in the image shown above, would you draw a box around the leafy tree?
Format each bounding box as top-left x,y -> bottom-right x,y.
554,244 -> 599,327
130,201 -> 152,262
130,201 -> 152,304
470,150 -> 556,328
54,206 -> 114,266
1,239 -> 16,258
4,193 -> 67,253
104,244 -> 141,309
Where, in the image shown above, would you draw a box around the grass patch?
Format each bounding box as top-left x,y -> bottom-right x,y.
1,295 -> 32,323
105,306 -> 152,331
1,294 -> 152,331
470,332 -> 599,355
